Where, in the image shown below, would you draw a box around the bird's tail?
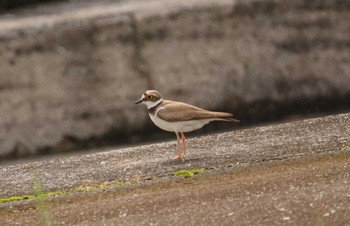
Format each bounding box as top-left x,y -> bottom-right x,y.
220,117 -> 240,123
211,112 -> 240,123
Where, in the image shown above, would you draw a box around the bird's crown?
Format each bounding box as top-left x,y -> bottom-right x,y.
135,90 -> 164,108
143,90 -> 163,102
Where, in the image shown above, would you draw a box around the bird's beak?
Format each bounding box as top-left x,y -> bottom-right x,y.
134,97 -> 143,104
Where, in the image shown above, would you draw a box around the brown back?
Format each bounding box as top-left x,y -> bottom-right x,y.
156,100 -> 235,122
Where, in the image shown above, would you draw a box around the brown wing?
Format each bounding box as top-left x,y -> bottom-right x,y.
157,100 -> 237,122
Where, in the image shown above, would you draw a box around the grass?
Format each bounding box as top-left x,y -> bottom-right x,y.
34,176 -> 53,226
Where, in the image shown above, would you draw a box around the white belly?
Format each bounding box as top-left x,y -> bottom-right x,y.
149,113 -> 211,133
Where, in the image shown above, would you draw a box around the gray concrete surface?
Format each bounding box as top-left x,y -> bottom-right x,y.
0,113 -> 349,225
0,0 -> 349,158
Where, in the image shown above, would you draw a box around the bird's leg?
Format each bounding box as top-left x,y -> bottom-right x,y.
172,132 -> 182,160
181,132 -> 187,159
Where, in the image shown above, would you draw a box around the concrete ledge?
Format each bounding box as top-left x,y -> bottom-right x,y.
1,112 -> 349,198
0,0 -> 349,158
0,113 -> 349,225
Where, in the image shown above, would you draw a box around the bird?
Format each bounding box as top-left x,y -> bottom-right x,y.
135,90 -> 239,160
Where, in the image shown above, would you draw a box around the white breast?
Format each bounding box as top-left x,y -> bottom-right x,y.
149,108 -> 212,133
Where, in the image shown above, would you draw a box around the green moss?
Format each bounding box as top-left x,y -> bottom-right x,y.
0,195 -> 36,203
174,168 -> 206,177
0,180 -> 136,204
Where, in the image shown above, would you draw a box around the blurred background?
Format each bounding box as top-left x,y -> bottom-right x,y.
0,0 -> 349,162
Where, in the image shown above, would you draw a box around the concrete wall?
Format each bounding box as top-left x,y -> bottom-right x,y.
0,0 -> 349,159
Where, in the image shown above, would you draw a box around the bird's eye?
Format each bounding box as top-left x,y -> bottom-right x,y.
145,95 -> 152,100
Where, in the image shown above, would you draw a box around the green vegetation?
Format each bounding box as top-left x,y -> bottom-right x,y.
0,180 -> 135,204
34,176 -> 53,226
0,195 -> 37,203
0,190 -> 70,204
174,168 -> 206,177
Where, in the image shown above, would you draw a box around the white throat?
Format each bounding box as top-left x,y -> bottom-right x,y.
145,98 -> 163,109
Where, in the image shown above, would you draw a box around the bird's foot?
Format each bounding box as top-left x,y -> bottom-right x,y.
171,155 -> 182,161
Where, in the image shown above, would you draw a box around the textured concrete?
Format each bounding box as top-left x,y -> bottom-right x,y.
1,112 -> 349,197
0,113 -> 349,225
0,0 -> 349,158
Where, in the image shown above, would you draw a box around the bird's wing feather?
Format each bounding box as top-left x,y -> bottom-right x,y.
156,100 -> 235,122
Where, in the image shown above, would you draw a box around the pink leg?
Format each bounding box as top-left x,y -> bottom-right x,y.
171,132 -> 182,160
181,133 -> 187,159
